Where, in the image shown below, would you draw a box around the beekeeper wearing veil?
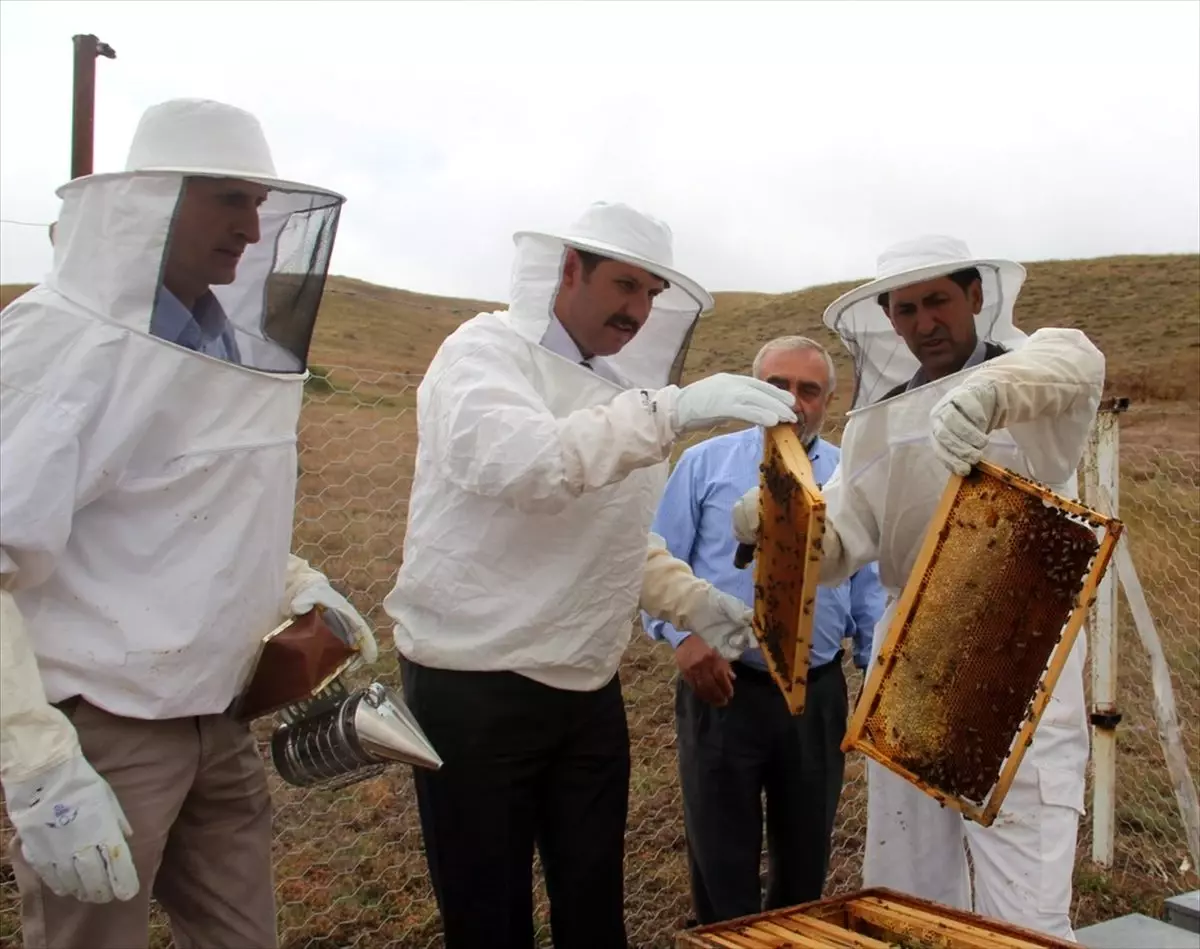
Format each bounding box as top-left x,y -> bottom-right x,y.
732,236 -> 1104,939
0,98 -> 377,949
385,200 -> 797,948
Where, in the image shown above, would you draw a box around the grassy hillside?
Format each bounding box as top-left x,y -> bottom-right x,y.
4,253 -> 1197,392
5,251 -> 1196,444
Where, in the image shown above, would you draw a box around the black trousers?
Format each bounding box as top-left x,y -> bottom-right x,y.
676,653 -> 849,925
401,658 -> 630,949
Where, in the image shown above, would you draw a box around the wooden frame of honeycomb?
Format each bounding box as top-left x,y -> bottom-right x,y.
841,461 -> 1123,826
748,424 -> 826,716
675,886 -> 1078,947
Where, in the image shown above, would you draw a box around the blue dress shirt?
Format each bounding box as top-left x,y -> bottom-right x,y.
150,287 -> 242,364
642,426 -> 886,671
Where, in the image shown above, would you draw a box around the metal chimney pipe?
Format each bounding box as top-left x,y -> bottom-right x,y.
70,33 -> 116,180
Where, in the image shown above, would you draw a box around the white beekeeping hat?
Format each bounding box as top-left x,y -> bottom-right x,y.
59,98 -> 343,203
823,235 -> 1029,410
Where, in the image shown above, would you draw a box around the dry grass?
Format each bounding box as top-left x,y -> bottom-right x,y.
0,252 -> 1197,948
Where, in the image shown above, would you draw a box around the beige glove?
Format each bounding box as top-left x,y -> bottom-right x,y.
640,535 -> 754,661
0,586 -> 139,903
929,381 -> 998,476
934,327 -> 1105,484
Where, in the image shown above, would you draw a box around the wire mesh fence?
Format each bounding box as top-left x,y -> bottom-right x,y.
0,367 -> 1196,949
1077,440 -> 1200,911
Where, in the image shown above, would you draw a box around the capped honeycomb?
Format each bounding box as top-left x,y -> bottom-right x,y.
843,461 -> 1122,825
749,425 -> 826,716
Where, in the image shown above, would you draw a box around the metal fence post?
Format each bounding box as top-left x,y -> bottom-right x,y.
1083,397 -> 1127,867
69,34 -> 116,181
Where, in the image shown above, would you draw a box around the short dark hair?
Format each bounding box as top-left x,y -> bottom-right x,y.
876,266 -> 982,311
574,248 -> 606,278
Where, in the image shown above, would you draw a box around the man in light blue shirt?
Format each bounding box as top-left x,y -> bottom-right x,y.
643,335 -> 886,925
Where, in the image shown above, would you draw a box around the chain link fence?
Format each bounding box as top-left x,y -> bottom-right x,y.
1,368 -> 1196,948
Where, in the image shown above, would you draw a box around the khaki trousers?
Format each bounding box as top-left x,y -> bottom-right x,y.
9,697 -> 277,949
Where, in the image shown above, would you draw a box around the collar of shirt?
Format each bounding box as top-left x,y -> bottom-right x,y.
906,335 -> 989,392
150,287 -> 239,363
539,316 -> 625,386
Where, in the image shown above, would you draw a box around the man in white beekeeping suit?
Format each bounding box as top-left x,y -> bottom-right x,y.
383,201 -> 798,949
732,235 -> 1103,940
0,98 -> 378,949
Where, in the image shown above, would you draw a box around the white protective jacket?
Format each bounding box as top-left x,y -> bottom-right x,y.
810,247 -> 1104,936
386,207 -> 731,691
0,119 -> 346,782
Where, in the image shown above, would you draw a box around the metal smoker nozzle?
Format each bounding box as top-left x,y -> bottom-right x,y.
271,681 -> 443,791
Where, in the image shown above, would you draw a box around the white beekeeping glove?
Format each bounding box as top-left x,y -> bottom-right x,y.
285,555 -> 378,664
4,755 -> 140,903
671,374 -> 797,433
640,535 -> 755,661
0,588 -> 139,904
929,381 -> 999,476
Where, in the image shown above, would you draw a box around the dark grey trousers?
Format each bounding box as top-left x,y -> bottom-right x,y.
401,659 -> 630,949
676,653 -> 849,925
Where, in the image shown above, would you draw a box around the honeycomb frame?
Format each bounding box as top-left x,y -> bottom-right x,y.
841,460 -> 1123,827
749,424 -> 826,716
676,886 -> 1079,947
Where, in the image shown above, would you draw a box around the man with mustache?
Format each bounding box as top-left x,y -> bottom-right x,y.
0,98 -> 376,949
731,236 -> 1103,940
643,335 -> 886,925
871,264 -> 1004,400
384,201 -> 798,949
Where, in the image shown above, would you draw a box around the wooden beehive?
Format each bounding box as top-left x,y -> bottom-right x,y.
842,461 -> 1123,826
676,887 -> 1079,947
747,424 -> 826,716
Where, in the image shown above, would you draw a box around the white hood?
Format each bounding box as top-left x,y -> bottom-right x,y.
48,98 -> 345,375
823,235 -> 1029,411
507,201 -> 715,389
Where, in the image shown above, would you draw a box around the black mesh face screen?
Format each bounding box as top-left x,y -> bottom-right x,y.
159,182 -> 343,374
259,202 -> 339,373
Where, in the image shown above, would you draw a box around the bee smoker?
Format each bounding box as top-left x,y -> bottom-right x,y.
271,678 -> 443,791
230,605 -> 442,791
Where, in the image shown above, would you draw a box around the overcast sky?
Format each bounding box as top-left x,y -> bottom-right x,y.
2,0 -> 1197,301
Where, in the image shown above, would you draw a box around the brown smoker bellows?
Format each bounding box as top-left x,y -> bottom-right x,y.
747,425 -> 826,716
842,462 -> 1123,826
